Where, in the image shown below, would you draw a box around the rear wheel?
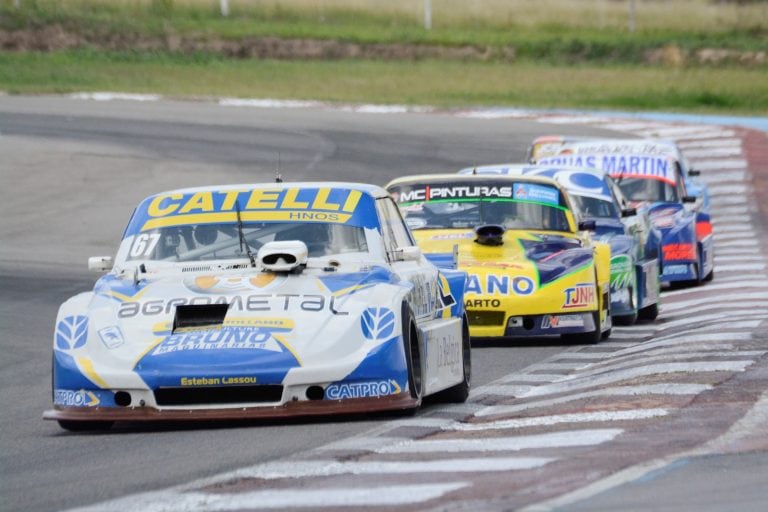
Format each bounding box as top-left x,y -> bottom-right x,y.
434,315 -> 471,403
638,302 -> 659,321
58,420 -> 114,432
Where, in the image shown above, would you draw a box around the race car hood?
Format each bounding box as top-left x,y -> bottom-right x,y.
413,229 -> 593,291
70,265 -> 405,389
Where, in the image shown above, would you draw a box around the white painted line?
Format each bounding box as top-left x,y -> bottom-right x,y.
474,384 -> 535,397
712,214 -> 753,225
693,159 -> 748,171
376,429 -> 624,454
683,147 -> 744,158
710,205 -> 750,215
524,361 -> 752,398
654,311 -> 767,332
69,92 -> 161,102
662,280 -> 768,297
497,373 -> 567,383
226,457 -> 554,479
707,183 -> 748,194
553,351 -> 613,360
660,292 -> 768,312
476,384 -> 712,418
457,110 -> 532,119
633,126 -> 726,138
612,332 -> 753,357
316,436 -> 405,452
219,97 -> 321,109
582,352 -> 765,376
699,171 -> 747,185
711,197 -> 754,208
538,116 -> 613,124
526,362 -> 590,372
716,263 -> 766,272
714,255 -> 763,263
69,483 -> 470,512
670,130 -> 737,140
608,332 -> 653,340
663,301 -> 768,317
713,234 -> 758,243
453,409 -> 668,431
677,138 -> 741,149
595,122 -> 667,131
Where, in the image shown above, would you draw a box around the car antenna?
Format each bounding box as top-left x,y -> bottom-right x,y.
275,152 -> 283,183
235,201 -> 257,268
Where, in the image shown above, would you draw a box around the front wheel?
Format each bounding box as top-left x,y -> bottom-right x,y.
562,311 -> 601,344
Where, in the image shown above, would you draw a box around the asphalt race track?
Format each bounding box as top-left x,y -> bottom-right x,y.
1,95 -> 767,512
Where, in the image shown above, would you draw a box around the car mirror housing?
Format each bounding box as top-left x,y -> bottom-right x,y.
88,256 -> 113,272
688,169 -> 701,177
395,245 -> 422,262
578,220 -> 597,231
682,196 -> 698,203
621,208 -> 637,218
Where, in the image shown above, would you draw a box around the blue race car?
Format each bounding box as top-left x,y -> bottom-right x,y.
460,164 -> 661,323
529,139 -> 715,287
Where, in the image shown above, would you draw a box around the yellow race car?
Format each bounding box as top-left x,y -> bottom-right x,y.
386,174 -> 612,343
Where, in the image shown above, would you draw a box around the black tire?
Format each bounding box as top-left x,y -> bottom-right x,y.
58,420 -> 114,432
401,302 -> 422,402
703,268 -> 714,282
613,313 -> 637,326
638,302 -> 659,321
434,315 -> 471,403
562,311 -> 601,344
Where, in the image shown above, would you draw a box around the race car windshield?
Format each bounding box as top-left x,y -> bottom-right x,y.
615,177 -> 678,203
389,181 -> 570,232
125,222 -> 369,262
570,195 -> 619,219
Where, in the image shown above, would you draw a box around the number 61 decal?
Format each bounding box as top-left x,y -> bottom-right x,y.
130,233 -> 161,258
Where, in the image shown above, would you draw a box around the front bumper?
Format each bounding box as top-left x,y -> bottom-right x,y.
43,391 -> 418,424
467,310 -> 598,338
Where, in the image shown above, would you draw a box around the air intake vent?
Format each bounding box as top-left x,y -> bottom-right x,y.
467,310 -> 505,326
173,304 -> 228,331
155,385 -> 284,406
180,263 -> 251,273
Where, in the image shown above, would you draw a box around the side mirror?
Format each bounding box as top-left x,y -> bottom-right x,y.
88,256 -> 113,272
682,196 -> 697,204
621,208 -> 637,218
395,245 -> 422,262
688,169 -> 701,177
578,220 -> 596,231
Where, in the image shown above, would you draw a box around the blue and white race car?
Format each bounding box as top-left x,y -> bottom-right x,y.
459,164 -> 661,324
45,183 -> 469,431
529,138 -> 715,286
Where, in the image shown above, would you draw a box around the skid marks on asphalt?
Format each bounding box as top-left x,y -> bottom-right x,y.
66,116 -> 768,512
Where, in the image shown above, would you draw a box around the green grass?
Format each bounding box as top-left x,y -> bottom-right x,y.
2,51 -> 766,114
2,0 -> 767,63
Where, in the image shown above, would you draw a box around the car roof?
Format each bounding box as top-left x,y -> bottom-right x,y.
531,136 -> 681,158
142,182 -> 389,201
458,163 -> 607,178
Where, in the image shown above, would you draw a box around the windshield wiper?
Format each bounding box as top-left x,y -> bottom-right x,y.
235,202 -> 257,268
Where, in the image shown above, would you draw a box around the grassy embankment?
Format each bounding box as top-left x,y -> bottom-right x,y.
1,0 -> 767,113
